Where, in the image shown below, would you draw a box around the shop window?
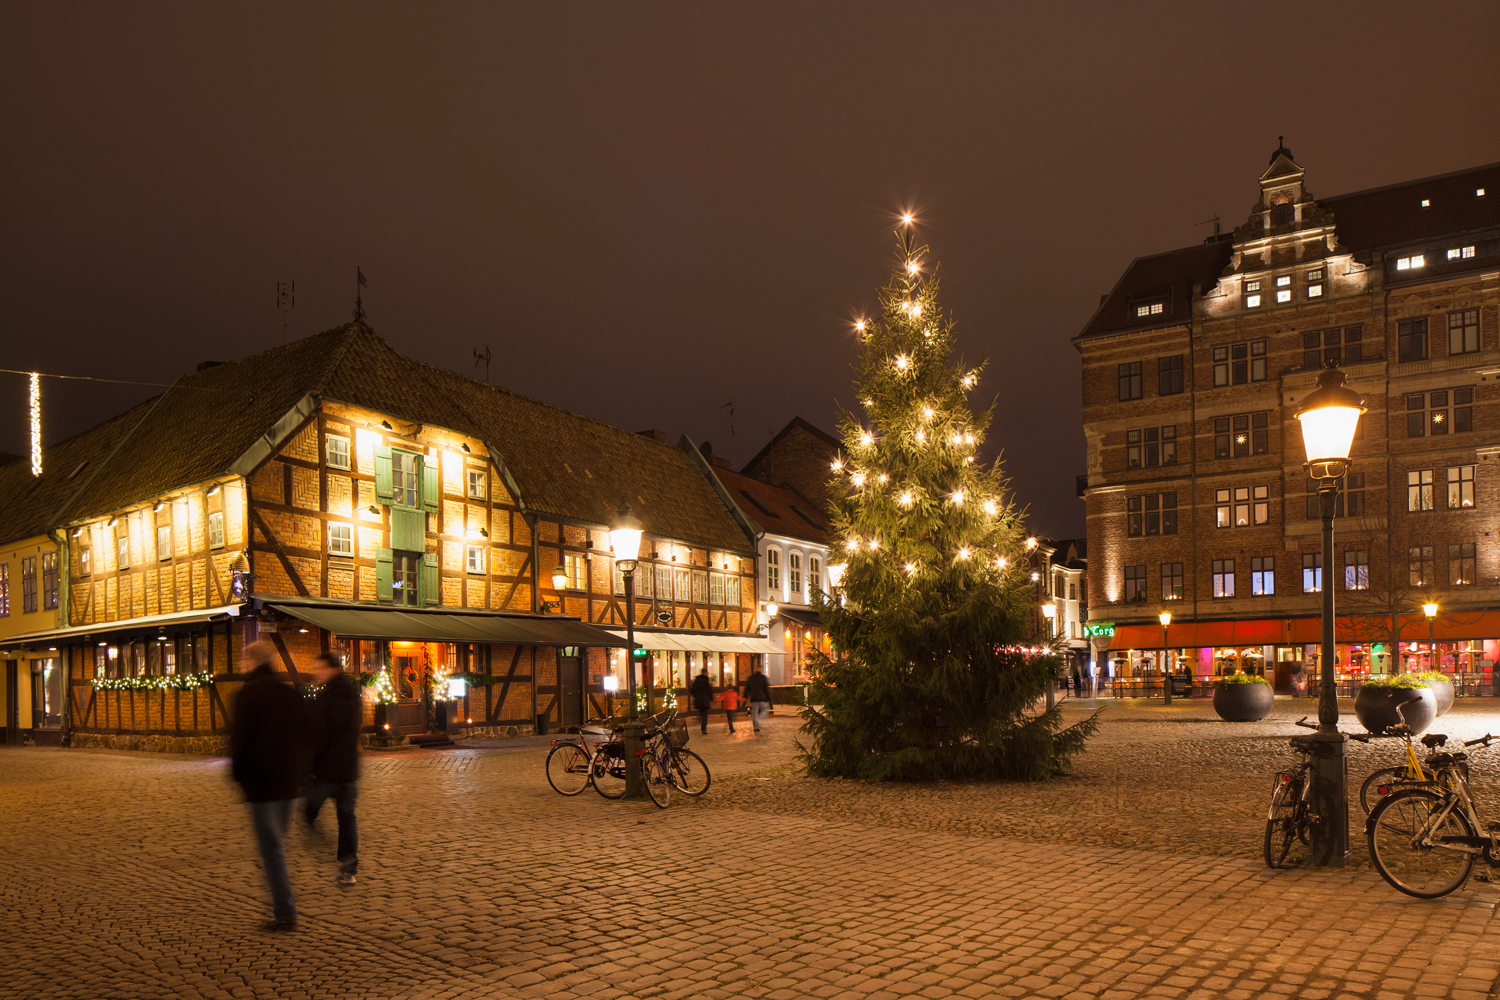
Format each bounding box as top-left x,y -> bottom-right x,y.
1343,550 -> 1369,591
1450,543 -> 1477,586
1161,562 -> 1183,601
1123,564 -> 1147,602
1251,556 -> 1275,596
1408,469 -> 1435,512
1302,553 -> 1322,593
1409,546 -> 1436,588
1447,465 -> 1476,509
1212,559 -> 1235,598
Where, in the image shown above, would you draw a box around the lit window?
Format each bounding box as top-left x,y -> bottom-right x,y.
1306,269 -> 1323,282
467,469 -> 486,499
1276,290 -> 1292,303
208,512 -> 224,549
1307,284 -> 1323,298
1135,302 -> 1164,318
329,523 -> 353,556
1396,254 -> 1425,270
565,552 -> 587,589
1276,276 -> 1291,287
466,544 -> 485,574
326,436 -> 350,470
157,525 -> 172,561
1245,280 -> 1261,292
1420,199 -> 1430,208
1477,188 -> 1486,198
1246,294 -> 1261,308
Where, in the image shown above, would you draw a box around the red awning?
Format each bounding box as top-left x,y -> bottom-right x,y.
1107,611 -> 1500,651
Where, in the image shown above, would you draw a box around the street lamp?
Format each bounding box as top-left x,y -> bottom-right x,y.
1041,602 -> 1058,708
1294,360 -> 1366,868
1424,601 -> 1439,672
826,563 -> 846,589
608,501 -> 646,798
1159,609 -> 1172,706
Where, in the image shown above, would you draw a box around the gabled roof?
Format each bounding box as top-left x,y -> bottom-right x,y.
741,416 -> 842,480
390,362 -> 755,556
1077,160 -> 1500,343
0,400 -> 155,545
710,466 -> 827,545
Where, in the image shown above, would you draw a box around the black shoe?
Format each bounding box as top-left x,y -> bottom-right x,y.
261,919 -> 298,932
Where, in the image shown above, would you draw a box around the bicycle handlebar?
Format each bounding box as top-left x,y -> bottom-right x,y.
1465,734 -> 1495,748
1292,716 -> 1370,742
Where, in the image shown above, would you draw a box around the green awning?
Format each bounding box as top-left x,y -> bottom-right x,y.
272,604 -> 619,647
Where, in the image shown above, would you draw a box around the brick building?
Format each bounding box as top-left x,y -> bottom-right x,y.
1,323 -> 774,751
1076,145 -> 1500,692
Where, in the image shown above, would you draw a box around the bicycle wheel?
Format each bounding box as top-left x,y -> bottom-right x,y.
1367,788 -> 1476,899
668,748 -> 711,797
545,743 -> 592,796
1264,776 -> 1303,869
592,747 -> 628,799
644,754 -> 672,809
1360,765 -> 1432,816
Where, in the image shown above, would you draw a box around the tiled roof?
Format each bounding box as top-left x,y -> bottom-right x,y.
1078,160 -> 1500,342
391,362 -> 756,556
710,467 -> 827,545
0,400 -> 154,544
741,416 -> 842,479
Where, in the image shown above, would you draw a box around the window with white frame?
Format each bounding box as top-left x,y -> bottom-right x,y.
789,551 -> 802,593
1244,279 -> 1262,309
674,568 -> 691,603
692,570 -> 708,604
208,511 -> 225,549
766,547 -> 781,591
326,435 -> 350,470
466,544 -> 485,574
654,564 -> 671,602
1396,255 -> 1425,270
724,574 -> 741,608
564,552 -> 587,589
329,523 -> 353,556
1275,275 -> 1292,303
809,556 -> 822,593
710,572 -> 725,605
116,534 -> 130,570
1306,268 -> 1324,298
157,525 -> 172,561
1447,246 -> 1476,260
467,469 -> 486,499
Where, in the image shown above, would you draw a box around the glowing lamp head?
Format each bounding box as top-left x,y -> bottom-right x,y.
603,675 -> 619,692
922,406 -> 934,420
982,500 -> 996,515
1295,363 -> 1366,480
1159,610 -> 1172,628
608,501 -> 644,568
915,430 -> 926,443
957,547 -> 970,560
906,259 -> 920,275
551,564 -> 568,592
851,473 -> 866,487
1423,602 -> 1439,619
831,459 -> 843,471
765,602 -> 779,617
827,563 -> 847,587
1043,603 -> 1056,619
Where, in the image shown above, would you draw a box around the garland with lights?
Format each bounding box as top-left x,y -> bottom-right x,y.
92,672 -> 217,692
799,223 -> 1099,782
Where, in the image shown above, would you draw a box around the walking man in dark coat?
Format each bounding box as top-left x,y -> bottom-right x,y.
746,665 -> 772,734
690,669 -> 714,734
230,640 -> 308,931
305,651 -> 362,886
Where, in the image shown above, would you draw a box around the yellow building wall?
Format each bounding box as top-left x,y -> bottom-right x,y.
0,533 -> 63,740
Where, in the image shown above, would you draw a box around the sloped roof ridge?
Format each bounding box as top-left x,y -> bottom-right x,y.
742,416 -> 842,476
1320,161 -> 1500,204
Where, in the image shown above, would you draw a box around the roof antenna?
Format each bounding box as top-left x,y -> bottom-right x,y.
276,280 -> 295,344
472,345 -> 492,383
353,267 -> 368,323
1197,215 -> 1222,241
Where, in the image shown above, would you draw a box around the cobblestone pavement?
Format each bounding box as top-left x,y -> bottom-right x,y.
5,702 -> 1500,999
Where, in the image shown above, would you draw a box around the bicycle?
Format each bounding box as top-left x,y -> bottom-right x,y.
1265,719 -> 1370,870
1358,721 -> 1445,817
1365,732 -> 1498,898
544,718 -> 624,796
650,714 -> 711,797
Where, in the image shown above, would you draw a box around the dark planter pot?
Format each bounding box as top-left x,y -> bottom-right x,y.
1354,685 -> 1437,735
1212,682 -> 1274,722
1429,676 -> 1455,717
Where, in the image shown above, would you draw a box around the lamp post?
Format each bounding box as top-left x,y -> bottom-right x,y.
1042,602 -> 1057,708
1424,601 -> 1439,672
1159,609 -> 1173,706
608,501 -> 645,797
1294,360 -> 1367,868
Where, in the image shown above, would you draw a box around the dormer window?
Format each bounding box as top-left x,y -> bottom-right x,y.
1420,199 -> 1431,209
1447,246 -> 1476,260
1134,302 -> 1165,318
1396,255 -> 1425,271
1272,203 -> 1292,225
1478,188 -> 1487,198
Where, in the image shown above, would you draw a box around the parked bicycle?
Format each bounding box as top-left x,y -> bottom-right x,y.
649,713 -> 711,797
1358,720 -> 1444,817
1265,719 -> 1370,870
1365,731 -> 1498,898
544,718 -> 624,796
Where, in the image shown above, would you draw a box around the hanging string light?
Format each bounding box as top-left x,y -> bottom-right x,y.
957,547 -> 971,560
859,431 -> 874,446
898,490 -> 913,507
982,500 -> 997,515
951,490 -> 964,505
851,472 -> 866,487
29,372 -> 41,476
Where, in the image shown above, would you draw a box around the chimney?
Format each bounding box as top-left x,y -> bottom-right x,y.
636,429 -> 666,443
711,455 -> 733,470
196,360 -> 225,372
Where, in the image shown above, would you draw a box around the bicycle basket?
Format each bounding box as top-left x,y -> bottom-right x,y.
664,717 -> 689,749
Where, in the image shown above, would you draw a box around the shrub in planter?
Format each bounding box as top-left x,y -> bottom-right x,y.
1354,675 -> 1437,735
1212,674 -> 1274,722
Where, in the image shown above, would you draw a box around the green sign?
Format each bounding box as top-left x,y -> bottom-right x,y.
1082,622 -> 1115,637
631,647 -> 648,657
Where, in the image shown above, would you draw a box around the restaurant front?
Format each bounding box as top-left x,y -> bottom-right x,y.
602,626 -> 782,715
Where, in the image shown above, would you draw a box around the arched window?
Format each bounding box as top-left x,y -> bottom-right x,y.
789,551 -> 802,593
766,547 -> 781,591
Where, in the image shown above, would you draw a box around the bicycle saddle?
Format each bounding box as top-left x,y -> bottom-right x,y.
1290,736 -> 1317,754
1421,734 -> 1449,748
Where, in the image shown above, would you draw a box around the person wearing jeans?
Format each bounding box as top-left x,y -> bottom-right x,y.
231,641 -> 308,931
746,665 -> 772,734
305,652 -> 361,885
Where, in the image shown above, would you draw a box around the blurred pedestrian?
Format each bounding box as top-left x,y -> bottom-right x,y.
304,652 -> 361,887
720,683 -> 740,733
230,640 -> 308,931
746,665 -> 771,734
690,669 -> 714,734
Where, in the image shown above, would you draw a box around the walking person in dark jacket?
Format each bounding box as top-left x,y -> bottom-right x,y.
230,640 -> 309,931
304,652 -> 361,886
746,666 -> 772,734
690,669 -> 714,734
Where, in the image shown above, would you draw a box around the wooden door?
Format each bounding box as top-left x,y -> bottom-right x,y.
559,655 -> 583,727
393,655 -> 426,735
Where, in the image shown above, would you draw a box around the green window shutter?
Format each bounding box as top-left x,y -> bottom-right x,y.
375,548 -> 394,603
391,507 -> 425,553
421,459 -> 440,513
422,552 -> 440,606
374,446 -> 394,504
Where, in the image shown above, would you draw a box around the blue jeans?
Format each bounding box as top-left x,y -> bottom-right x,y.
749,701 -> 770,731
250,799 -> 296,922
305,779 -> 359,874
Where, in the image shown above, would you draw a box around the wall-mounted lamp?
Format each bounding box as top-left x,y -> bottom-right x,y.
206,483 -> 221,496
765,602 -> 779,617
71,528 -> 82,538
367,505 -> 380,515
552,564 -> 568,592
478,527 -> 489,538
153,501 -> 164,512
106,516 -> 118,528
461,443 -> 471,453
381,420 -> 393,430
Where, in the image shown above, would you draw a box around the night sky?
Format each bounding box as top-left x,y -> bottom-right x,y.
4,4 -> 1499,539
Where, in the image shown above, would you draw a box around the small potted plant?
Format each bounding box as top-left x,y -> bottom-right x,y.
1212,673 -> 1273,722
1354,674 -> 1438,735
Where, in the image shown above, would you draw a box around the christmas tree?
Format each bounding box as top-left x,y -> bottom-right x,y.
800,224 -> 1098,782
